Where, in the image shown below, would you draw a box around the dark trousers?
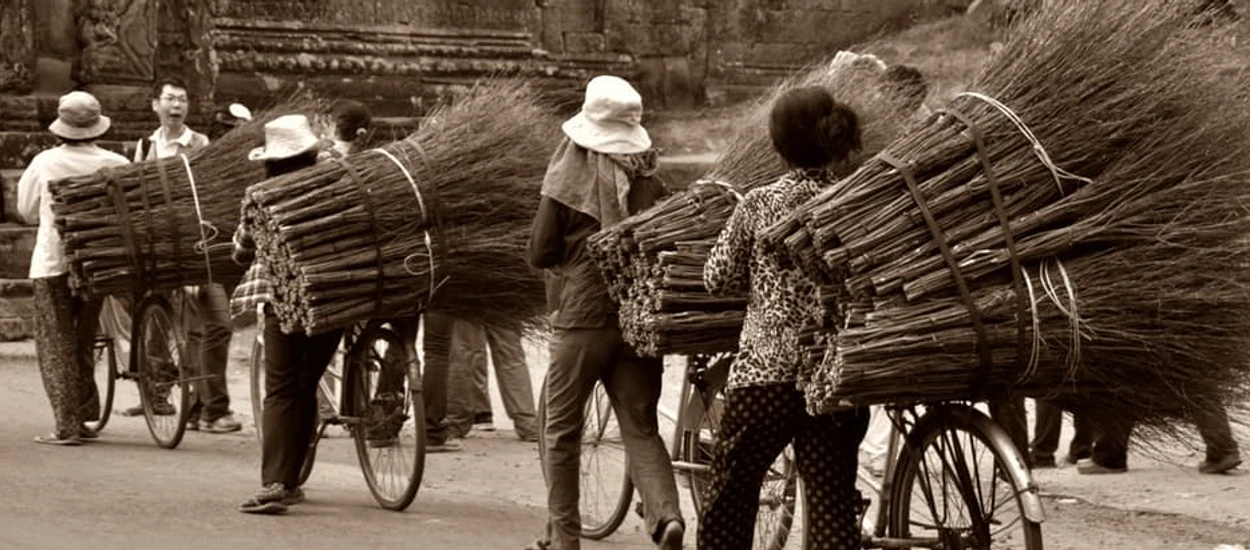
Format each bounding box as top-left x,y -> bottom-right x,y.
372,314 -> 453,445
543,327 -> 682,550
32,274 -> 103,439
184,284 -> 233,422
1031,400 -> 1093,461
698,384 -> 868,550
260,311 -> 343,488
422,312 -> 453,445
1091,404 -> 1239,469
446,323 -> 538,436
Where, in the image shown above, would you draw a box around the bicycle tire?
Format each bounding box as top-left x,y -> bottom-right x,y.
538,378 -> 635,540
683,383 -> 798,550
248,333 -> 265,445
134,294 -> 190,449
84,336 -> 118,433
888,405 -> 1044,550
348,322 -> 426,511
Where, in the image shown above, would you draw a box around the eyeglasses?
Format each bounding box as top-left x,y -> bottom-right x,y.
160,95 -> 189,104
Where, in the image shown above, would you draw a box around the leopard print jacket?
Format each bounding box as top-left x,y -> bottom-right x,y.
704,168 -> 831,390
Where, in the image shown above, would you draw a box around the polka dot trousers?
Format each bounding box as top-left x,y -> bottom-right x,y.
697,383 -> 868,550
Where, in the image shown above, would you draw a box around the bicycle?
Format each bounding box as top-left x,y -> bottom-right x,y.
86,288 -> 215,449
562,354 -> 1046,549
536,353 -> 799,549
248,311 -> 427,511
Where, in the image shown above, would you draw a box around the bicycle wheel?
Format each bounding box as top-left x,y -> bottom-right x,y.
84,336 -> 117,433
888,405 -> 1044,549
543,379 -> 633,540
348,322 -> 425,511
134,294 -> 191,449
248,331 -> 265,444
683,387 -> 798,550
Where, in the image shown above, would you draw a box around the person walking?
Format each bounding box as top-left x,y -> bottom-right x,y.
234,115 -> 342,514
1029,400 -> 1092,467
1079,404 -> 1242,475
446,322 -> 539,442
116,77 -> 242,433
19,91 -> 130,445
701,86 -> 869,550
528,75 -> 684,550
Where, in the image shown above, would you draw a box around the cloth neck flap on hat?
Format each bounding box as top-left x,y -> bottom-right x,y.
541,137 -> 657,226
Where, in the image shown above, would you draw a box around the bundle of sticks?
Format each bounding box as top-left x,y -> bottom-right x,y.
764,0 -> 1250,425
241,80 -> 557,335
589,51 -> 929,356
50,97 -> 323,297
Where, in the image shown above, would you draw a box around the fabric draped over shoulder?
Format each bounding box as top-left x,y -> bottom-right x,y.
540,137 -> 658,227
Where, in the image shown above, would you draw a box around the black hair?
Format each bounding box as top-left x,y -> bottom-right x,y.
333,100 -> 372,141
263,150 -> 320,178
152,77 -> 190,98
881,65 -> 928,111
768,86 -> 861,169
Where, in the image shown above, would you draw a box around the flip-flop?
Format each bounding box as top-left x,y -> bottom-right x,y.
33,434 -> 83,446
238,498 -> 289,515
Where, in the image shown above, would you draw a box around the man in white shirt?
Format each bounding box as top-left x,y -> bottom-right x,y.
113,78 -> 241,433
19,91 -> 130,445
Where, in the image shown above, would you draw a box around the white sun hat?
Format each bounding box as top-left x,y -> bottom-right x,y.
48,91 -> 112,140
248,114 -> 320,161
561,75 -> 651,155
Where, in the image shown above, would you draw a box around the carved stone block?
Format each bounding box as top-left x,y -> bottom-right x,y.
0,0 -> 36,94
75,0 -> 158,85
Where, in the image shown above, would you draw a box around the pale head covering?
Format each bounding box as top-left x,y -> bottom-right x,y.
561,75 -> 651,155
49,91 -> 112,140
248,115 -> 320,161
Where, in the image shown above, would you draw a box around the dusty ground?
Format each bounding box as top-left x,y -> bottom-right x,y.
2,328 -> 1249,549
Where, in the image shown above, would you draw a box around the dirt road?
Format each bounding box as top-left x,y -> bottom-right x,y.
1,330 -> 1248,549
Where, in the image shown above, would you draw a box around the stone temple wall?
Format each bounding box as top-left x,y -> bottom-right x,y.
0,0 -> 933,339
209,0 -> 922,118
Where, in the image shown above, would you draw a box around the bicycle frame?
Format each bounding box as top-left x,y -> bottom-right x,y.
667,354 -> 728,479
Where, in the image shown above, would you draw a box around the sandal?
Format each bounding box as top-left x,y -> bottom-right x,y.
33,433 -> 83,446
237,498 -> 288,515
523,538 -> 551,550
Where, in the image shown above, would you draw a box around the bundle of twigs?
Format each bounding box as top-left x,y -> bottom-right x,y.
591,52 -> 927,356
763,0 -> 1250,423
242,80 -> 557,335
50,96 -> 324,297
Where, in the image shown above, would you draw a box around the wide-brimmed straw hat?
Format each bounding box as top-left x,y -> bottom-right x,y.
562,75 -> 651,155
49,91 -> 111,140
248,114 -> 320,161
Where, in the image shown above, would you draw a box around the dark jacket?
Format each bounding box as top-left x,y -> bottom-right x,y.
528,174 -> 667,329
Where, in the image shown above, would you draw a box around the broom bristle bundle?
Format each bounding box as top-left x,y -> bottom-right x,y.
51,95 -> 327,297
242,80 -> 558,335
767,0 -> 1250,436
589,51 -> 928,357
